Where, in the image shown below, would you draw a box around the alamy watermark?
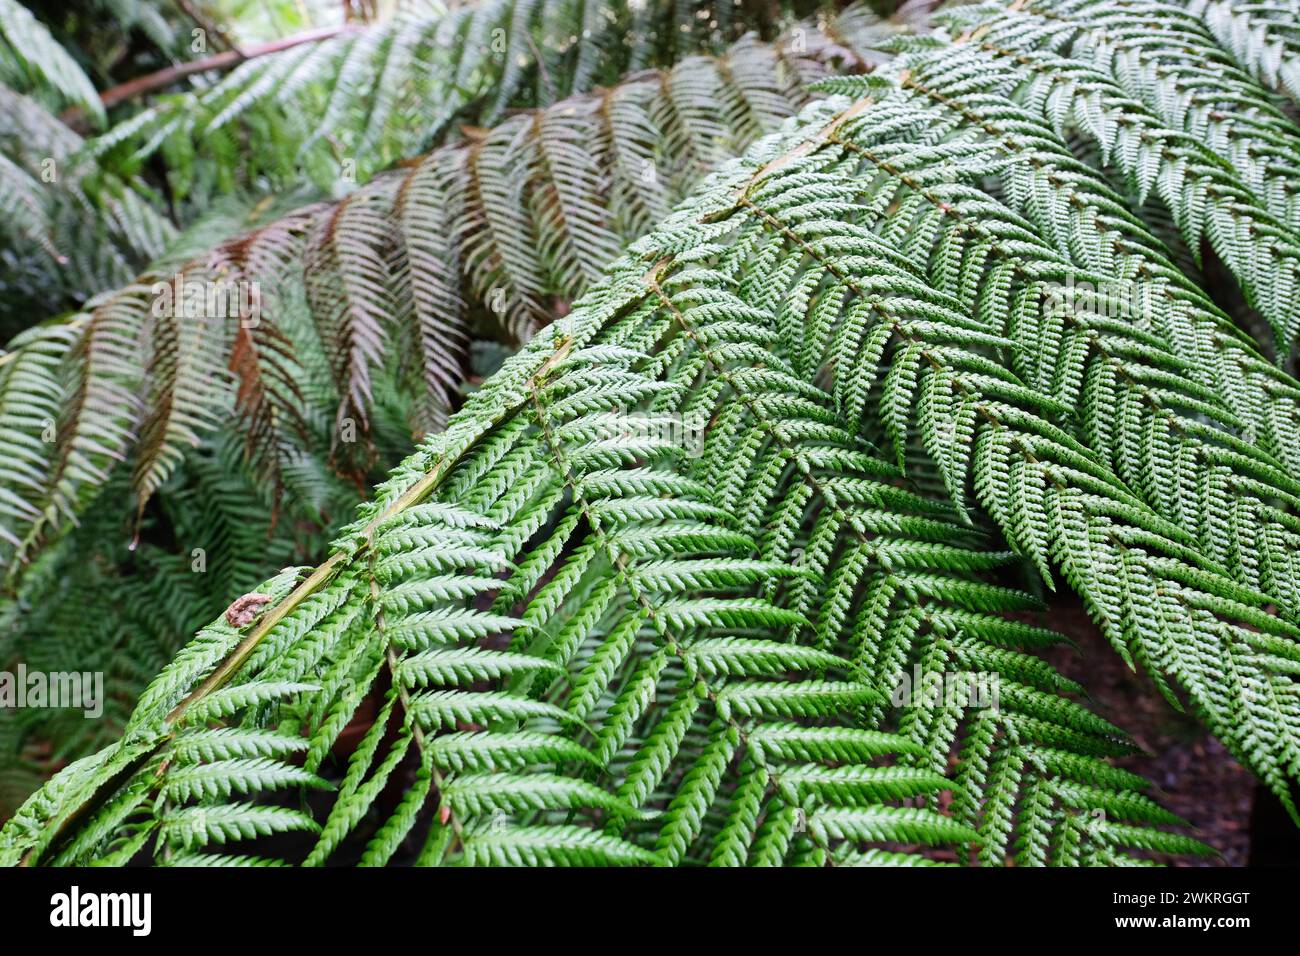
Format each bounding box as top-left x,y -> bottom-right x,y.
50,886 -> 150,936
0,664 -> 104,718
591,405 -> 707,457
1042,274 -> 1154,321
150,271 -> 262,327
889,664 -> 1000,713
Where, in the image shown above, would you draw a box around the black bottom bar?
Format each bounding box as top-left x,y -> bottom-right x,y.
0,864 -> 1286,943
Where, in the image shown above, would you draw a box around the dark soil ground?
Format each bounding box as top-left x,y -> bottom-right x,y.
1039,598 -> 1298,866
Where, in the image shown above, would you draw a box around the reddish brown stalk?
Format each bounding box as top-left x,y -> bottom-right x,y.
98,25 -> 358,109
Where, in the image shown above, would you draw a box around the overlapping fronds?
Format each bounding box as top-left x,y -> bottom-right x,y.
0,86 -> 175,319
0,19 -> 898,578
8,0 -> 1300,867
1187,0 -> 1300,107
0,432 -> 314,817
0,0 -> 104,125
3,71 -> 1243,866
844,57 -> 1300,625
87,0 -> 829,204
629,69 -> 1300,821
0,9 -> 902,819
934,0 -> 1300,363
0,270 -> 1202,866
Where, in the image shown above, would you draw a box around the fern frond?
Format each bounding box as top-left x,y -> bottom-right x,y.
804,73 -> 1300,632
12,2 -> 1290,867
3,89 -> 1221,864
688,86 -> 1300,818
1187,0 -> 1300,107
0,310 -> 1189,864
1017,0 -> 1300,266
0,87 -> 176,316
0,18 -> 893,576
0,0 -> 104,125
928,1 -> 1300,361
88,0 -> 821,203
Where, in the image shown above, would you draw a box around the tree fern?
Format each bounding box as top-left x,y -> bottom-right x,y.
697,72 -> 1300,817
7,0 -> 1300,868
839,68 -> 1300,616
0,308 -> 1203,865
0,8 -> 903,815
88,0 -> 828,205
0,0 -> 104,125
2,73 -> 1237,866
1187,0 -> 1300,108
0,18 -> 894,576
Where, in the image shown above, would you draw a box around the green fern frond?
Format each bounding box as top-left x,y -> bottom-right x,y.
2,87 -> 1224,864
1187,0 -> 1300,107
0,314 -> 1191,863
674,82 -> 1300,816
803,73 -> 1300,629
0,0 -> 104,125
88,0 -> 822,204
929,0 -> 1300,361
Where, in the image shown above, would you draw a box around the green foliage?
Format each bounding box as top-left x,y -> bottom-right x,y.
0,0 -> 104,124
2,1 -> 855,326
0,8 -> 901,819
89,0 -> 828,205
1187,0 -> 1300,106
0,9 -> 899,579
0,24 -> 882,585
4,0 -> 1300,868
938,0 -> 1300,363
0,86 -> 175,321
16,5 -> 1288,860
0,296 -> 1204,862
